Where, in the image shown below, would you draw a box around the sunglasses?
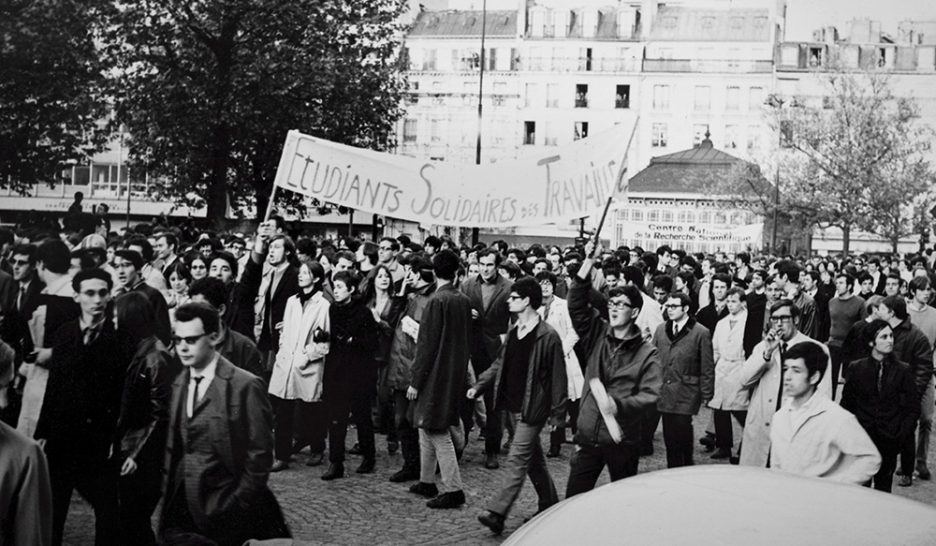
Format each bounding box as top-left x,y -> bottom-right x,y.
172,333 -> 209,346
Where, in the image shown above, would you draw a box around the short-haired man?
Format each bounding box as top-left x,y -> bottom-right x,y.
907,276 -> 936,480
154,232 -> 179,277
876,295 -> 932,487
126,236 -> 167,292
742,269 -> 769,359
160,302 -> 288,544
867,258 -> 886,295
565,243 -> 661,497
471,277 -> 567,534
1,244 -> 43,396
188,277 -> 264,378
696,273 -> 730,334
828,272 -> 866,398
774,259 -> 816,339
113,249 -> 172,345
769,341 -> 880,484
377,237 -> 404,284
652,292 -> 715,468
739,299 -> 832,467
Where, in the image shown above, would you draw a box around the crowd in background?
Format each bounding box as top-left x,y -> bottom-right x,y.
2,202 -> 936,544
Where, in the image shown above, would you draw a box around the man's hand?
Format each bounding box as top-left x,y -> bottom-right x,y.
121,457 -> 138,476
406,386 -> 418,400
466,388 -> 478,399
35,348 -> 52,367
598,396 -> 617,417
471,309 -> 480,320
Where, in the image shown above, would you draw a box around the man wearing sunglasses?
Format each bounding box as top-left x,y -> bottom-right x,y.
160,302 -> 288,545
738,299 -> 831,468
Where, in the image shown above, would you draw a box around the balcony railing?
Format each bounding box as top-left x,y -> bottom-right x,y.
643,58 -> 773,73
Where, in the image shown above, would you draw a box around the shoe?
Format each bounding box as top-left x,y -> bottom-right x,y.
306,452 -> 325,467
388,441 -> 399,454
898,474 -> 912,487
291,441 -> 309,455
710,448 -> 732,460
348,442 -> 362,455
917,464 -> 932,481
427,490 -> 466,509
321,463 -> 345,481
729,456 -> 740,465
699,434 -> 715,448
356,458 -> 376,474
484,453 -> 499,470
389,468 -> 420,483
547,445 -> 561,458
409,481 -> 439,498
478,511 -> 505,534
270,460 -> 290,472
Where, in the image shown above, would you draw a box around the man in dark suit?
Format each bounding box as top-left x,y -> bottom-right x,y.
460,248 -> 513,469
113,249 -> 172,345
160,302 -> 288,546
695,272 -> 730,334
240,223 -> 298,382
35,268 -> 123,546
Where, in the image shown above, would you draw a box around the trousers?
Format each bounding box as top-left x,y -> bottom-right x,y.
419,427 -> 464,493
661,413 -> 694,468
565,443 -> 639,499
487,415 -> 558,517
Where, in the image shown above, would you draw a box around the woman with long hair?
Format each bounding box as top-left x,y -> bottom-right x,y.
366,265 -> 407,456
185,252 -> 208,281
113,292 -> 175,545
269,261 -> 331,472
164,261 -> 192,313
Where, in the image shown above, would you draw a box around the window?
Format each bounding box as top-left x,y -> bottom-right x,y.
580,47 -> 593,71
698,211 -> 711,224
714,211 -> 728,224
574,122 -> 589,141
694,86 -> 711,111
747,125 -> 761,151
631,209 -> 644,221
647,209 -> 660,222
524,121 -> 536,145
530,46 -> 543,71
653,85 -> 670,110
693,124 -> 710,147
808,47 -> 823,67
422,49 -> 437,71
546,83 -> 559,107
487,48 -> 497,71
463,81 -> 475,106
651,123 -> 668,148
492,81 -> 507,106
615,84 -> 630,108
430,119 -> 442,143
525,83 -> 538,108
748,87 -> 763,110
701,16 -> 715,31
726,86 -> 740,111
575,84 -> 589,108
544,122 -> 558,146
662,210 -> 674,222
403,119 -> 417,143
725,125 -> 740,149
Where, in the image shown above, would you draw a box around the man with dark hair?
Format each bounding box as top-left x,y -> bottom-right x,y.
113,249 -> 171,345
828,271 -> 866,398
743,269 -> 769,358
1,244 -> 44,386
907,276 -> 936,480
802,269 -> 831,342
160,302 -> 288,544
126,236 -> 167,292
857,271 -> 875,299
36,268 -> 122,545
188,277 -> 263,378
505,248 -> 526,265
867,258 -> 886,295
883,271 -> 902,298
655,245 -> 674,276
696,272 -> 730,334
377,237 -> 404,284
770,341 -> 880,484
424,236 -> 442,257
498,261 -> 522,282
739,299 -> 832,467
651,275 -> 673,306
461,248 -> 513,469
774,259 -> 816,339
877,295 -> 932,487
652,291 -> 715,468
295,238 -> 317,267
471,277 -> 566,534
407,250 -> 471,509
154,232 -> 179,276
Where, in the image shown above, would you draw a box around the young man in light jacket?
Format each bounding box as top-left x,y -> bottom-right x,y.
770,341 -> 881,485
708,287 -> 750,462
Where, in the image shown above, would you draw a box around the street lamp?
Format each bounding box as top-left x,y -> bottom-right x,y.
471,0 -> 487,246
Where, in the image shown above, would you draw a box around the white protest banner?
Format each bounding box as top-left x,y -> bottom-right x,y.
272,122 -> 636,227
617,220 -> 764,248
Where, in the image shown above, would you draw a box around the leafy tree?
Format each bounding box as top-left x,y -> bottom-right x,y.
0,0 -> 110,192
105,0 -> 409,221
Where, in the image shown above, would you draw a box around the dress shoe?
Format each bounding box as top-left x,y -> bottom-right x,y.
306,452 -> 325,467
321,463 -> 345,481
484,453 -> 499,469
729,456 -> 740,465
547,445 -> 562,458
387,441 -> 399,454
478,511 -> 505,534
348,442 -> 362,455
699,434 -> 715,448
917,464 -> 932,481
427,490 -> 465,509
898,474 -> 913,487
389,468 -> 420,483
710,448 -> 732,460
356,458 -> 376,474
409,481 -> 439,498
270,460 -> 290,472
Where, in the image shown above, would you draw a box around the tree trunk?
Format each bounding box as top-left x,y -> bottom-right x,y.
206,125 -> 230,226
841,224 -> 851,255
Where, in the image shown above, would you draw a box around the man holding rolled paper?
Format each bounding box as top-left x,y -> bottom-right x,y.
565,241 -> 662,499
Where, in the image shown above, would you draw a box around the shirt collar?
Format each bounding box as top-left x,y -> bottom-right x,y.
191,352 -> 220,381
516,315 -> 540,338
79,314 -> 106,332
673,315 -> 689,331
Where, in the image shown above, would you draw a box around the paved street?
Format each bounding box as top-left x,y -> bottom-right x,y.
63,407 -> 936,544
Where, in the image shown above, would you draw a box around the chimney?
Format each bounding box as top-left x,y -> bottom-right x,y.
517,0 -> 527,37
618,6 -> 636,38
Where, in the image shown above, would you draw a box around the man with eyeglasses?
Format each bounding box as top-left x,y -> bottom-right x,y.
565,242 -> 661,498
377,237 -> 404,284
34,268 -> 123,546
738,299 -> 831,468
160,302 -> 288,545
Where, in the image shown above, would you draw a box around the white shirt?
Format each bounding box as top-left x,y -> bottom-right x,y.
516,315 -> 540,340
187,353 -> 219,418
672,315 -> 689,336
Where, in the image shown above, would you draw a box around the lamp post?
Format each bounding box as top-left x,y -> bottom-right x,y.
471,0 -> 487,246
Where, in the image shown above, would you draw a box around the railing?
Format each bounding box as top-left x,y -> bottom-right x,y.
643,58 -> 773,73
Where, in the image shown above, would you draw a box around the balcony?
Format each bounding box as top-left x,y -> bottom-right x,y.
642,58 -> 773,73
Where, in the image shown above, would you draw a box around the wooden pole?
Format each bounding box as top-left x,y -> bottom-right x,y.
263,184 -> 278,223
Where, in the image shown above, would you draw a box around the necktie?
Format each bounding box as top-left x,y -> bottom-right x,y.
17,284 -> 26,312
877,362 -> 884,393
776,342 -> 788,410
543,301 -> 551,321
188,376 -> 204,418
83,325 -> 100,346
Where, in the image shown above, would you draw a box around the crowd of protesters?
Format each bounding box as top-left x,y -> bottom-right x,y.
2,203 -> 936,543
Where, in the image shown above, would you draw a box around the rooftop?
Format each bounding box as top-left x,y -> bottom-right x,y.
629,137 -> 757,194
409,10 -> 518,37
648,6 -> 772,42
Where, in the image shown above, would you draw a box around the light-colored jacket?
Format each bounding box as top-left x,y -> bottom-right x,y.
709,310 -> 751,411
770,393 -> 881,485
738,331 -> 832,467
269,292 -> 330,402
538,296 -> 584,400
637,296 -> 664,343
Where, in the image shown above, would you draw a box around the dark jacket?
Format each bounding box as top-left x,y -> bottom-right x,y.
225,281 -> 256,341
891,317 -> 933,397
568,275 -> 661,447
385,282 -> 436,391
160,356 -> 286,538
473,320 -> 567,427
216,326 -> 264,378
116,336 -> 175,473
461,274 -> 513,371
653,318 -> 715,415
371,294 -> 406,365
130,281 -> 172,346
743,292 -> 767,358
411,283 -> 472,430
241,258 -> 298,353
0,274 -> 44,358
695,303 -> 727,336
841,356 -> 920,441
